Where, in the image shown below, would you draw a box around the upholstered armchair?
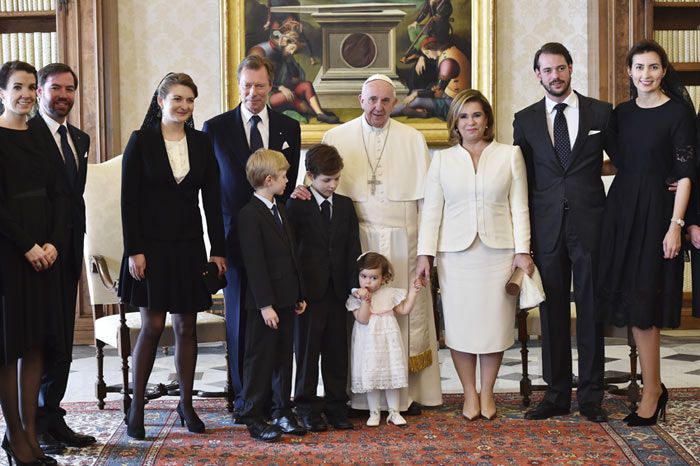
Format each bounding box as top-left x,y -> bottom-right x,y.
83,156 -> 230,414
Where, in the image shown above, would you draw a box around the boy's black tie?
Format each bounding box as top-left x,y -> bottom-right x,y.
320,199 -> 331,225
271,204 -> 284,232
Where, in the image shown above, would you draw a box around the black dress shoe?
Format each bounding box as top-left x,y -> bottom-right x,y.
48,422 -> 96,447
36,433 -> 66,455
246,421 -> 282,442
271,415 -> 307,436
579,402 -> 608,423
524,400 -> 570,420
325,414 -> 354,430
298,414 -> 328,432
401,402 -> 422,416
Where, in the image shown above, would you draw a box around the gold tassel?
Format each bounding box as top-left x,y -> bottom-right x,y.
408,349 -> 432,373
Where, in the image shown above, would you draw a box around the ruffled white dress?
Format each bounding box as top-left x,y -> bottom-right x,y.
346,286 -> 408,394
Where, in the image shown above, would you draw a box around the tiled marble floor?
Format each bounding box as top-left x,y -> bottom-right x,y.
65,330 -> 700,403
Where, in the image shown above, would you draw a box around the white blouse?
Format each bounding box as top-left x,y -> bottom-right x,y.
164,136 -> 190,184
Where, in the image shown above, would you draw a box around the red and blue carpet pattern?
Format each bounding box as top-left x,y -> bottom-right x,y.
3,390 -> 699,465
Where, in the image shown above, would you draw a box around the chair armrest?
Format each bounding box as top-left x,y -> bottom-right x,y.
88,255 -> 119,292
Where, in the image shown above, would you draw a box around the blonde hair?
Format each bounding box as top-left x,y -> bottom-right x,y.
245,148 -> 290,188
446,89 -> 495,146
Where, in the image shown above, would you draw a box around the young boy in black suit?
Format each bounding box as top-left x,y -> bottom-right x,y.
286,144 -> 362,431
238,148 -> 307,442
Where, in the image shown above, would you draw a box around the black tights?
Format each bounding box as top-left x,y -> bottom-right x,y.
128,309 -> 199,426
0,345 -> 44,462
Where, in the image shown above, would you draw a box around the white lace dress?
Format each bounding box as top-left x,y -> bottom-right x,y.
346,286 -> 408,393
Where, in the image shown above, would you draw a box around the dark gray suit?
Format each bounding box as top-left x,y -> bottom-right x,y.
513,92 -> 612,408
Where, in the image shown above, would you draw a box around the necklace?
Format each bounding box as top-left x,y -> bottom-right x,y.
360,120 -> 391,195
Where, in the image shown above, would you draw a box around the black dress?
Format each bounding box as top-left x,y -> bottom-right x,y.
0,126 -> 67,365
117,126 -> 225,314
598,100 -> 696,329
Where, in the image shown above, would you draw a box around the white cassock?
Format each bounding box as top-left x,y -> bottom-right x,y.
323,116 -> 443,410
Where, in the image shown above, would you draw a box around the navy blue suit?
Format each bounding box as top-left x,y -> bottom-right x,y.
202,105 -> 300,412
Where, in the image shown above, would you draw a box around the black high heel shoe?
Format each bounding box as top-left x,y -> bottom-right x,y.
1,435 -> 43,466
126,408 -> 146,440
626,383 -> 668,427
176,403 -> 205,433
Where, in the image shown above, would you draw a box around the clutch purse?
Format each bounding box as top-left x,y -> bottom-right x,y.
505,266 -> 546,309
202,262 -> 227,294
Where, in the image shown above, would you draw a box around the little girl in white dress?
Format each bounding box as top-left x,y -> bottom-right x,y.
346,252 -> 424,427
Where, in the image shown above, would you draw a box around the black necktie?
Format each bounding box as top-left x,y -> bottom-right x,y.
271,204 -> 284,232
320,199 -> 331,225
58,125 -> 77,187
553,103 -> 572,169
249,115 -> 264,152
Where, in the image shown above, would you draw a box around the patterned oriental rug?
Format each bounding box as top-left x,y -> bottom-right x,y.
3,390 -> 699,465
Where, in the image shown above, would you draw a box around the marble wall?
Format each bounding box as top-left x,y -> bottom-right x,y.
116,0 -> 589,151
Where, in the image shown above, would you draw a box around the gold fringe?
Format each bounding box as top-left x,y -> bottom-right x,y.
408,349 -> 433,374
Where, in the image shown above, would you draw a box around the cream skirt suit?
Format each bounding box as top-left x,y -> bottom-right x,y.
417,141 -> 530,353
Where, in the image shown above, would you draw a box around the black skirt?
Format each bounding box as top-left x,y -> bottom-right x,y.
118,238 -> 212,314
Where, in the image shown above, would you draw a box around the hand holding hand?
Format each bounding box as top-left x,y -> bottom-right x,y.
42,243 -> 58,267
290,185 -> 312,200
24,244 -> 49,271
261,307 -> 279,329
412,277 -> 425,291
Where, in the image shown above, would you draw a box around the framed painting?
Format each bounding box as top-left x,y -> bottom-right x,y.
220,0 -> 494,145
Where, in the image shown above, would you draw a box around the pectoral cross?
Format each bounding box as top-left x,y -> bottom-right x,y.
368,174 -> 382,195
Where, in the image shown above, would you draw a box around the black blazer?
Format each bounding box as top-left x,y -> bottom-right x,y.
202,105 -> 301,267
513,92 -> 613,254
120,125 -> 225,258
238,196 -> 303,310
286,193 -> 361,302
28,114 -> 89,277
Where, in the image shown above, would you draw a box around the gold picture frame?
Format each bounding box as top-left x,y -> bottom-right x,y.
220,0 -> 494,146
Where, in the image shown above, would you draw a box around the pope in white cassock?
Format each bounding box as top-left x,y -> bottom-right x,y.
322,74 -> 443,411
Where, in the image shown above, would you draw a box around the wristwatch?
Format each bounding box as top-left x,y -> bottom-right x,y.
671,217 -> 685,227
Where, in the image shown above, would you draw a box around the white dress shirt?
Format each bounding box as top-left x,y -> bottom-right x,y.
254,192 -> 281,223
240,104 -> 270,149
40,110 -> 78,164
545,91 -> 579,150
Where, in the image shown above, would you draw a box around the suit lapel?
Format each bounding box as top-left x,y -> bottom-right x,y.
30,115 -> 74,185
232,106 -> 251,167
253,196 -> 286,240
68,124 -> 88,187
268,108 -> 284,151
569,92 -> 591,167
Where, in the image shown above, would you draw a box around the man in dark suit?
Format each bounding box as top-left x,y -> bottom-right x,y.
513,43 -> 612,423
286,144 -> 361,432
29,63 -> 96,451
202,55 -> 301,418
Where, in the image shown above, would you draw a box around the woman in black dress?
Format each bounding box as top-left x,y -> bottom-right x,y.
598,40 -> 696,426
118,73 -> 226,438
0,60 -> 65,465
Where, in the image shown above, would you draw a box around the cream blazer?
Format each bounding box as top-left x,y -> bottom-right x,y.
417,141 -> 531,256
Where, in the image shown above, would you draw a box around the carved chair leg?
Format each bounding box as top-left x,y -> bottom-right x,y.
626,328 -> 640,410
117,304 -> 132,415
95,340 -> 107,410
517,309 -> 532,407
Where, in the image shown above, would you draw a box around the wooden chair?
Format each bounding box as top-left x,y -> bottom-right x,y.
516,303 -> 640,409
83,156 -> 232,415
